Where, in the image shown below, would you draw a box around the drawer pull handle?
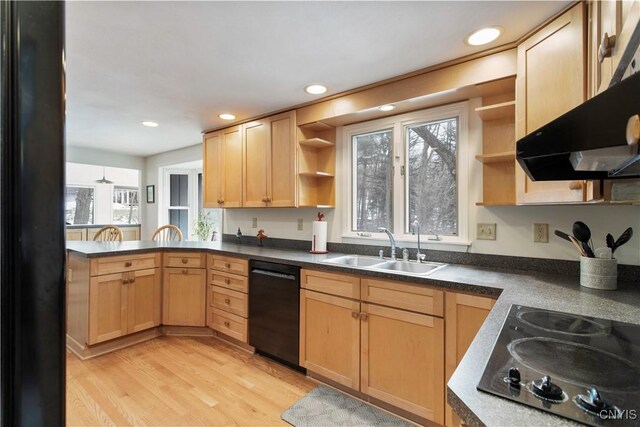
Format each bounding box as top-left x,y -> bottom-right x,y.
224,278 -> 231,284
122,277 -> 129,284
568,181 -> 583,190
359,313 -> 368,321
181,258 -> 188,264
224,298 -> 231,304
223,321 -> 230,327
124,261 -> 132,267
225,263 -> 231,269
182,269 -> 188,275
351,311 -> 359,319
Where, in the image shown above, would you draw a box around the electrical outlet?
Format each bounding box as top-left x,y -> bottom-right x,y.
477,223 -> 496,240
297,219 -> 304,231
534,223 -> 549,243
252,217 -> 258,228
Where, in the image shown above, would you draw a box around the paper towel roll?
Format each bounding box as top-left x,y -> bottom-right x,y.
311,221 -> 328,253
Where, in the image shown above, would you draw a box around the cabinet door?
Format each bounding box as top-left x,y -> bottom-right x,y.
300,289 -> 360,389
444,292 -> 496,427
162,268 -> 206,326
221,125 -> 243,208
361,303 -> 445,424
88,273 -> 127,345
269,111 -> 297,207
243,119 -> 269,207
203,131 -> 222,208
127,268 -> 161,333
516,4 -> 595,204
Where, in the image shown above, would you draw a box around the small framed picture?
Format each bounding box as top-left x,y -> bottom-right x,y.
146,185 -> 155,203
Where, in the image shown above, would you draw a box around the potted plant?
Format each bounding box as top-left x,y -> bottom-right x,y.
192,211 -> 215,241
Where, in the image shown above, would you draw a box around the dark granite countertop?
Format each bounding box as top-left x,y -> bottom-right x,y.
66,224 -> 141,229
66,240 -> 640,426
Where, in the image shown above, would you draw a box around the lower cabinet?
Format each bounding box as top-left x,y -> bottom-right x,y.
88,268 -> 161,345
207,255 -> 250,342
162,267 -> 207,326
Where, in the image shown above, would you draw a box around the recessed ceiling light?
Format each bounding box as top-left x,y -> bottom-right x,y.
378,104 -> 395,112
466,27 -> 502,46
219,113 -> 236,120
141,121 -> 158,127
305,84 -> 327,95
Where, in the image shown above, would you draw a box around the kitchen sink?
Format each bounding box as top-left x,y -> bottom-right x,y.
323,255 -> 446,276
374,260 -> 445,275
323,255 -> 385,267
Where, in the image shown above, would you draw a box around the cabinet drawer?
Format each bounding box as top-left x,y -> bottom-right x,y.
301,269 -> 360,299
90,253 -> 160,276
210,309 -> 247,342
210,270 -> 248,293
210,286 -> 248,317
163,252 -> 205,268
361,278 -> 444,317
209,255 -> 248,276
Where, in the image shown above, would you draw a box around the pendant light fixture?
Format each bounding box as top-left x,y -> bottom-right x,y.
95,167 -> 114,184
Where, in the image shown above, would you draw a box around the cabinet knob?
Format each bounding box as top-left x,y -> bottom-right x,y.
124,261 -> 132,267
223,321 -> 230,327
219,199 -> 224,205
181,258 -> 188,264
261,197 -> 268,202
129,273 -> 135,284
359,312 -> 368,321
182,269 -> 188,274
351,311 -> 359,319
224,278 -> 230,284
568,181 -> 583,190
598,32 -> 616,63
224,298 -> 231,305
225,263 -> 231,269
626,114 -> 640,146
122,276 -> 129,284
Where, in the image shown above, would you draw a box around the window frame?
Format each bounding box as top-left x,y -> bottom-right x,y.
112,185 -> 140,224
341,101 -> 470,246
160,167 -> 202,240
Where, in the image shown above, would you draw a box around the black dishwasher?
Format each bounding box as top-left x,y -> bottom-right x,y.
249,260 -> 303,371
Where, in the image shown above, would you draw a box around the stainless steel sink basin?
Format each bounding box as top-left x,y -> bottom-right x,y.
374,260 -> 445,275
323,255 -> 386,267
323,256 -> 446,276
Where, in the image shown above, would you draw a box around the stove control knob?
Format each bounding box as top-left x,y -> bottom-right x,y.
532,376 -> 565,401
507,367 -> 521,386
577,388 -> 615,413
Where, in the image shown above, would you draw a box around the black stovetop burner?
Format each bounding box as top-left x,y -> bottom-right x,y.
477,305 -> 640,426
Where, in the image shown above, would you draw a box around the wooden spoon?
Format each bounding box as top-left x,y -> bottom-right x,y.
568,235 -> 588,257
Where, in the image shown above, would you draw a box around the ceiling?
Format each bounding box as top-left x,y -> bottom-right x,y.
65,1 -> 570,157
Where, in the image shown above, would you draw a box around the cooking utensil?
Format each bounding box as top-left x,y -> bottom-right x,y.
612,227 -> 633,253
581,242 -> 595,258
572,221 -> 592,250
606,233 -> 615,250
568,235 -> 588,257
594,247 -> 612,259
554,230 -> 572,242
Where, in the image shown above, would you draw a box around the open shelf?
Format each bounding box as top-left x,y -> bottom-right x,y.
299,121 -> 335,132
298,204 -> 335,208
475,101 -> 515,121
475,151 -> 516,164
299,171 -> 334,177
299,137 -> 335,148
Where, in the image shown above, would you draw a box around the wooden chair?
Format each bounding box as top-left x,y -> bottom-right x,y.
93,225 -> 123,242
152,224 -> 183,242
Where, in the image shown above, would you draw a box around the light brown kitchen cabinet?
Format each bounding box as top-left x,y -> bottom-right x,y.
361,302 -> 445,424
162,267 -> 207,326
88,268 -> 161,345
203,125 -> 243,208
588,0 -> 640,96
515,3 -> 600,204
444,292 -> 496,427
299,289 -> 361,389
243,111 -> 297,208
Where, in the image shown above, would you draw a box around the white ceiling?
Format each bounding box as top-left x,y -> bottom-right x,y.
65,1 -> 570,157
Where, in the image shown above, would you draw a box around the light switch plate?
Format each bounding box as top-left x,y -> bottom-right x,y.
477,223 -> 496,240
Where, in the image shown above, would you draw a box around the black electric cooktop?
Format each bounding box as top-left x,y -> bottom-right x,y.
477,305 -> 640,426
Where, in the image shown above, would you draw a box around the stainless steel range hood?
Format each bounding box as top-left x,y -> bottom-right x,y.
516,25 -> 640,181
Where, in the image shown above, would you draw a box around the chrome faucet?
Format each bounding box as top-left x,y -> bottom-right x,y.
377,227 -> 397,260
412,217 -> 426,263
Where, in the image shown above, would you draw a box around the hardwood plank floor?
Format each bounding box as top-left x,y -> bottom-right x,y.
66,336 -> 315,426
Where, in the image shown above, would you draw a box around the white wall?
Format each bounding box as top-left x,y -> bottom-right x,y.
143,143 -> 203,239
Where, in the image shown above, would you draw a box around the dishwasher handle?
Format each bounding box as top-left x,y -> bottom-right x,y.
251,268 -> 297,281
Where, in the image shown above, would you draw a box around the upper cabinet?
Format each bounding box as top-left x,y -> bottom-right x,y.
244,111 -> 297,208
203,125 -> 243,208
588,0 -> 640,96
515,3 -> 600,204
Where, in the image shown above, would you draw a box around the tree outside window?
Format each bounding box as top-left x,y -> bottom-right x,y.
65,186 -> 94,224
113,187 -> 139,224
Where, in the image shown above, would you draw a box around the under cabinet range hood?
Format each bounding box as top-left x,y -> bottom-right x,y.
517,32 -> 640,181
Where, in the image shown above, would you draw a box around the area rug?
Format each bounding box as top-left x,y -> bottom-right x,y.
282,385 -> 414,427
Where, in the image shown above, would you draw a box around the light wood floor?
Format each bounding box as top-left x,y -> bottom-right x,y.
66,336 -> 315,426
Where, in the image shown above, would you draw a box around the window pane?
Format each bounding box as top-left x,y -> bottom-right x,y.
65,186 -> 94,225
169,174 -> 188,207
352,129 -> 393,232
407,117 -> 458,235
113,187 -> 139,224
169,209 -> 188,237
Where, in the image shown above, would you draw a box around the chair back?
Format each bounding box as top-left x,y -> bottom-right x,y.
152,224 -> 183,242
93,225 -> 123,242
